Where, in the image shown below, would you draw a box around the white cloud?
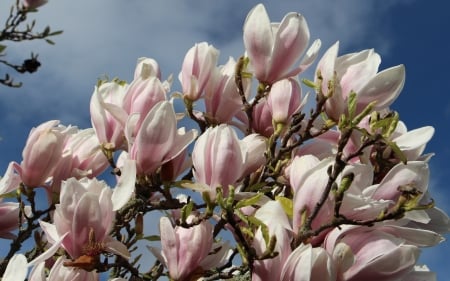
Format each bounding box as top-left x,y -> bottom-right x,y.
2,0 -> 413,127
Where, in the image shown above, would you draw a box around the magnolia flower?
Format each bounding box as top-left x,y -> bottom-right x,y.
192,124 -> 265,197
149,216 -> 229,281
180,42 -> 219,101
267,77 -> 306,126
290,155 -> 335,243
316,42 -> 405,121
14,120 -> 72,188
0,162 -> 26,239
370,161 -> 429,204
123,58 -> 167,135
243,4 -> 321,84
32,256 -> 98,281
252,201 -> 292,281
325,225 -> 420,281
204,57 -> 244,124
64,128 -> 109,179
90,81 -> 128,150
251,97 -> 274,137
280,244 -> 335,281
29,165 -> 135,268
127,101 -> 197,176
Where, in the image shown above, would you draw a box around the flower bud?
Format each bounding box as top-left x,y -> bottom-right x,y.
19,120 -> 68,187
179,42 -> 219,101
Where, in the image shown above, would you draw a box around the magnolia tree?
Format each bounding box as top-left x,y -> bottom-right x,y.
1,3 -> 449,281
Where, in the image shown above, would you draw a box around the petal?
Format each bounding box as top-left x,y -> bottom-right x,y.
0,162 -> 21,195
28,231 -> 68,266
269,12 -> 310,81
159,217 -> 179,278
104,236 -> 131,259
112,159 -> 136,211
3,254 -> 28,281
358,64 -> 405,110
243,4 -> 273,80
372,161 -> 429,201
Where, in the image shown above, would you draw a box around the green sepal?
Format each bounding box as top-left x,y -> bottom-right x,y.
235,193 -> 263,209
347,91 -> 357,119
180,200 -> 194,224
386,140 -> 407,164
141,235 -> 161,242
275,196 -> 293,218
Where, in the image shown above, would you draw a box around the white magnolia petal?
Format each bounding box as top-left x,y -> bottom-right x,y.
104,237 -> 131,259
28,232 -> 69,267
358,64 -> 405,109
112,159 -> 136,211
3,254 -> 28,281
381,225 -> 444,247
0,162 -> 21,195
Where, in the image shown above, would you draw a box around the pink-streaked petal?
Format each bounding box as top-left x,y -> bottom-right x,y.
340,50 -> 380,98
243,4 -> 273,80
372,161 -> 429,201
269,12 -> 310,81
159,217 -> 179,278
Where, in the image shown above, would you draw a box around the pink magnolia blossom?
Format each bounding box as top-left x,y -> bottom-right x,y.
252,201 -> 292,281
267,77 -> 306,126
64,128 -> 109,178
192,124 -> 245,196
316,42 -> 405,121
179,42 -> 219,101
41,256 -> 98,281
127,100 -> 197,176
204,57 -> 245,124
325,225 -> 420,281
123,58 -> 167,135
90,81 -> 129,150
370,161 -> 429,203
30,166 -> 135,267
280,243 -> 335,281
149,216 -> 228,281
0,163 -> 30,239
251,97 -> 274,137
290,155 -> 334,243
243,4 -> 321,84
15,120 -> 71,188
192,125 -> 265,197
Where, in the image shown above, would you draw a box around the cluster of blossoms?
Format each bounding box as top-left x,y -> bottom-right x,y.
1,3 -> 449,281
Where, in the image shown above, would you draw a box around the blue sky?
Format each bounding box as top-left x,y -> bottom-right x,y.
1,0 -> 449,279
